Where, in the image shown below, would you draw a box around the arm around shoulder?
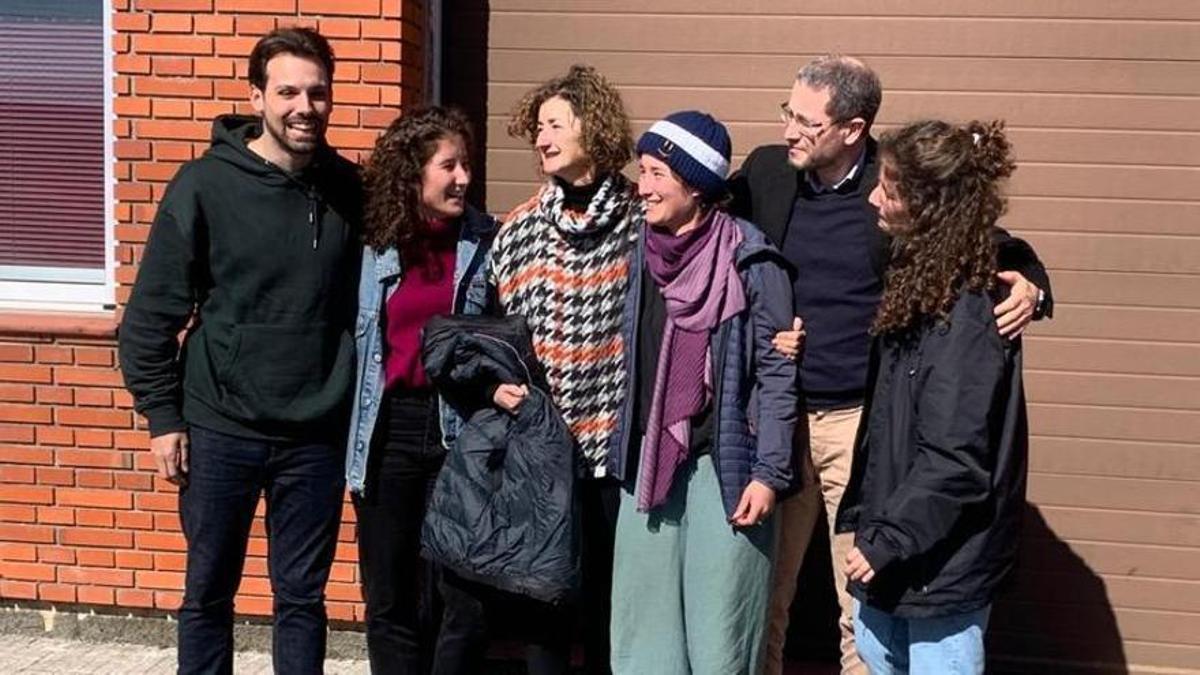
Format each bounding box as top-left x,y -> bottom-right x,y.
992,226 -> 1053,319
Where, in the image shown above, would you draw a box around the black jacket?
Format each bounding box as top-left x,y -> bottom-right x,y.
834,289 -> 1028,618
118,115 -> 362,441
420,315 -> 578,605
728,141 -> 1054,317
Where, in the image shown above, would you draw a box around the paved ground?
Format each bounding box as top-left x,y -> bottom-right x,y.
0,634 -> 370,674
0,634 -> 838,674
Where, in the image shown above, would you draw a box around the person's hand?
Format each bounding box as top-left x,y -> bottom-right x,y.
772,316 -> 806,361
846,545 -> 876,584
150,431 -> 189,485
493,383 -> 529,414
730,480 -> 776,527
994,271 -> 1039,339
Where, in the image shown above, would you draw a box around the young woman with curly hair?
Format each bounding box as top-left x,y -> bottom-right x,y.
833,119 -> 1029,675
486,64 -> 640,675
344,105 -> 496,674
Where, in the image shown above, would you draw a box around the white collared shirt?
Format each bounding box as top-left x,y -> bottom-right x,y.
806,147 -> 868,193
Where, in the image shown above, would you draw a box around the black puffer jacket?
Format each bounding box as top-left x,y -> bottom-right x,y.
420,315 -> 579,604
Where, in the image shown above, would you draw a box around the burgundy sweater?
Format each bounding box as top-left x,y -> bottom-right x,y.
384,220 -> 458,391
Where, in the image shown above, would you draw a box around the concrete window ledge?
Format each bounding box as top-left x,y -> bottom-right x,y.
0,311 -> 118,340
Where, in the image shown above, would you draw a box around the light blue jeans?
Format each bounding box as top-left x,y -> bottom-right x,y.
853,599 -> 991,675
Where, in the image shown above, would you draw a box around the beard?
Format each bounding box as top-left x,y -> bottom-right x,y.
787,152 -> 812,171
787,142 -> 823,172
262,113 -> 325,157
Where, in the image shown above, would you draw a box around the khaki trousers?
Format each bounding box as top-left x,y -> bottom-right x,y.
763,406 -> 866,675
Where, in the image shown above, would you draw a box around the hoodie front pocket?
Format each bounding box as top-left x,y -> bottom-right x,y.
222,322 -> 354,424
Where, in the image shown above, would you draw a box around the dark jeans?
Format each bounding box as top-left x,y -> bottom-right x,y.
177,425 -> 344,675
353,391 -> 486,675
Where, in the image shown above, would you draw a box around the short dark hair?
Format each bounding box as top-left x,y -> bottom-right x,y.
248,27 -> 335,90
797,54 -> 882,130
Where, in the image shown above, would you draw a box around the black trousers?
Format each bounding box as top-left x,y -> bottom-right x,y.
353,391 -> 486,675
438,570 -> 573,675
356,391 -> 622,675
432,479 -> 620,675
578,476 -> 621,675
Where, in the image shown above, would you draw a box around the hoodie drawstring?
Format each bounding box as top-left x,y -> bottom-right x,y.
309,189 -> 319,250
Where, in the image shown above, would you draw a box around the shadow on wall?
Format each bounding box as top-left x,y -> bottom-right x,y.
440,0 -> 490,211
989,504 -> 1127,674
784,506 -> 1128,674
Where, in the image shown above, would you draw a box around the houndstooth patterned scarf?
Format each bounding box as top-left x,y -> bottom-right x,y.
490,173 -> 641,475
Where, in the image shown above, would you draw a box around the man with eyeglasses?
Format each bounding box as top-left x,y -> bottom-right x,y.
729,54 -> 1053,675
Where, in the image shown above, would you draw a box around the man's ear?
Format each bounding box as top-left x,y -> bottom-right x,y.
249,85 -> 264,115
842,118 -> 867,147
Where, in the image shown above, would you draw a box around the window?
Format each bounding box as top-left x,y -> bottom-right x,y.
0,0 -> 113,311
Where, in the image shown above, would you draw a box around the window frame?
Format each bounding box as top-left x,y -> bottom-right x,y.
0,0 -> 115,313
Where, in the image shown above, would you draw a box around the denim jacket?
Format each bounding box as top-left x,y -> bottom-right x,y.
345,206 -> 497,495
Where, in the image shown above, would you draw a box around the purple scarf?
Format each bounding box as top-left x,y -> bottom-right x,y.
637,210 -> 745,512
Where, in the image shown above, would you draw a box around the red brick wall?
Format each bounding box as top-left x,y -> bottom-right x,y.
0,0 -> 425,622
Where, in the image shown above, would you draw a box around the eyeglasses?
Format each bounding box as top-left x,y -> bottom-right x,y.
779,103 -> 840,137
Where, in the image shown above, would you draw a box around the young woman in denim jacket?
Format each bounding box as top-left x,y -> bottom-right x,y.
344,106 -> 495,674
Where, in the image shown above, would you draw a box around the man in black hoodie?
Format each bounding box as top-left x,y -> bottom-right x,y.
118,28 -> 361,674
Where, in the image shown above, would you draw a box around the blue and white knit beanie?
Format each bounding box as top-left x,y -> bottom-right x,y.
636,110 -> 732,200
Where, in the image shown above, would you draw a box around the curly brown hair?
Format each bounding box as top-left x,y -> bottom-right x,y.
506,64 -> 633,177
872,119 -> 1017,335
362,106 -> 473,259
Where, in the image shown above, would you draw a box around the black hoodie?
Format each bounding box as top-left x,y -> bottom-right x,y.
119,115 -> 362,441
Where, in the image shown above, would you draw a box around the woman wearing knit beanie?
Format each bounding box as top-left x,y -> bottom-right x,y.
489,64 -> 640,675
607,111 -> 800,674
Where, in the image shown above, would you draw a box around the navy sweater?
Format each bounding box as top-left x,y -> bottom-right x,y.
783,160 -> 883,410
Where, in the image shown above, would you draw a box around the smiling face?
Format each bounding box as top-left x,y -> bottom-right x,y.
869,157 -> 912,235
637,154 -> 703,231
534,95 -> 594,185
250,53 -> 331,165
418,134 -> 471,222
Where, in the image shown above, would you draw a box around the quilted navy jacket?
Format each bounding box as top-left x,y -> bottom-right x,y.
607,217 -> 801,517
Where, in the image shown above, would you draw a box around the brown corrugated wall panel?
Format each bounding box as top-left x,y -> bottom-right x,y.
460,1 -> 1200,671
